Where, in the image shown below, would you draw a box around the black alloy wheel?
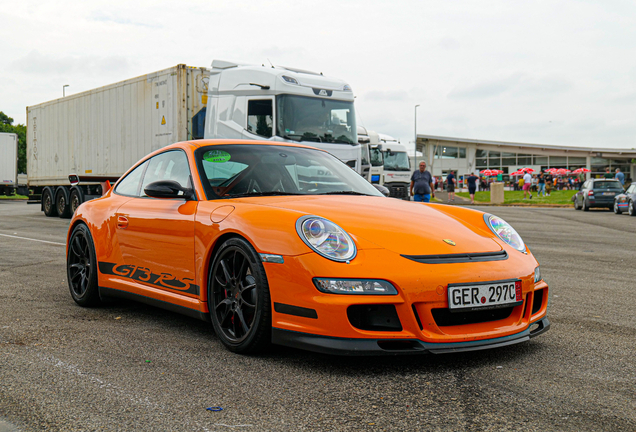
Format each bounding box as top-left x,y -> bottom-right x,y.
43,188 -> 57,217
209,238 -> 271,354
67,224 -> 101,306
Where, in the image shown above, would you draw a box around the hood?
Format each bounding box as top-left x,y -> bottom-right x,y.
236,196 -> 501,256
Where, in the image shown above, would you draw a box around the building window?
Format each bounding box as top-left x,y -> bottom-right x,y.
550,156 -> 567,167
488,151 -> 501,168
567,157 -> 586,170
517,154 -> 532,166
535,156 -> 548,166
502,152 -> 516,166
441,146 -> 458,158
459,148 -> 466,158
476,149 -> 488,168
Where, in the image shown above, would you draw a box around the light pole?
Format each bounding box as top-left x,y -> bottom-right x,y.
63,85 -> 69,97
414,104 -> 420,169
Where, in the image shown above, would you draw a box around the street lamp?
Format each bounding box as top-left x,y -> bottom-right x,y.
414,104 -> 420,168
63,85 -> 69,97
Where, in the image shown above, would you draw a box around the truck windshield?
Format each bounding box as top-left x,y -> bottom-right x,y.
383,151 -> 410,171
370,147 -> 384,167
276,95 -> 356,145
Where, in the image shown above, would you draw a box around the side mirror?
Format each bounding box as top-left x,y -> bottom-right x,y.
144,180 -> 195,200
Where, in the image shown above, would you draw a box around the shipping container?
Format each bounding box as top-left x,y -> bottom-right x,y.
26,64 -> 208,216
0,132 -> 18,195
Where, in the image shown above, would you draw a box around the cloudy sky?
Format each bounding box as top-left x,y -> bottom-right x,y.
2,0 -> 635,151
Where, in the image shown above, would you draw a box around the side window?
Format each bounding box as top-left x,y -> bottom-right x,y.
247,99 -> 273,138
140,151 -> 191,197
114,160 -> 148,197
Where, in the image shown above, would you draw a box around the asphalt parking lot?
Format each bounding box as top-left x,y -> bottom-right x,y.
0,201 -> 635,432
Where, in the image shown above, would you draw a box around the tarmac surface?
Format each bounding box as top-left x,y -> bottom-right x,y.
0,200 -> 635,431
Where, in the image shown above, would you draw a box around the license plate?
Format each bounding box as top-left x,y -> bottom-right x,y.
603,192 -> 615,196
448,280 -> 522,312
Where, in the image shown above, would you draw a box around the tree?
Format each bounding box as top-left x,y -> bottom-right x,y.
0,111 -> 27,173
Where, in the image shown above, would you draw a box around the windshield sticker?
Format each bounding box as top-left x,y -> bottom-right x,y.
204,150 -> 231,163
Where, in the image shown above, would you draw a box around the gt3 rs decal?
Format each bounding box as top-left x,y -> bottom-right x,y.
98,262 -> 199,295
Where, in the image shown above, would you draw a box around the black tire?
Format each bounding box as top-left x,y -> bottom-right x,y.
583,198 -> 590,211
67,224 -> 101,307
70,188 -> 84,215
574,197 -> 581,210
42,188 -> 58,217
56,187 -> 72,219
629,200 -> 635,217
208,237 -> 271,354
613,201 -> 622,214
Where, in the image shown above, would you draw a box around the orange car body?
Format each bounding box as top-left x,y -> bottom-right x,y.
68,140 -> 549,355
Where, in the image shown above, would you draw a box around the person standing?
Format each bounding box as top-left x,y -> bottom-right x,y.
615,168 -> 625,186
410,161 -> 434,203
604,168 -> 613,179
466,172 -> 479,204
446,170 -> 457,202
545,172 -> 552,196
537,172 -> 546,196
523,171 -> 533,199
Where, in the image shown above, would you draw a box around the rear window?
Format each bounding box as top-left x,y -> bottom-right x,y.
593,181 -> 623,190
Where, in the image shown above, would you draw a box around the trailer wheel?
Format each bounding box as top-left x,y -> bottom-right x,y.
42,187 -> 58,217
55,187 -> 72,219
70,188 -> 84,215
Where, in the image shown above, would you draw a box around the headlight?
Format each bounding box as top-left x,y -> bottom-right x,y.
296,216 -> 356,262
484,214 -> 526,253
534,266 -> 541,283
313,278 -> 397,295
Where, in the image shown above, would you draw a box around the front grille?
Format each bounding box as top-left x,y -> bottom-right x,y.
386,183 -> 409,199
431,307 -> 514,327
347,304 -> 402,331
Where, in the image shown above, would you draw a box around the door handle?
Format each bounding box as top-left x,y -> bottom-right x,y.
117,216 -> 129,229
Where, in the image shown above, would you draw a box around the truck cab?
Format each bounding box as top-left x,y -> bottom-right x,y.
379,135 -> 411,200
204,60 -> 361,172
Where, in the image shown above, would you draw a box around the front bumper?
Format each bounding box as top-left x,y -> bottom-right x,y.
272,316 -> 550,356
264,245 -> 550,354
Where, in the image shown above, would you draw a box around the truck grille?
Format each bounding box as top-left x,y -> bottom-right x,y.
386,183 -> 409,199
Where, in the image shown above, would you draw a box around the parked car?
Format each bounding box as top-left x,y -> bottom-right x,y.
613,183 -> 636,216
66,140 -> 549,355
574,179 -> 624,211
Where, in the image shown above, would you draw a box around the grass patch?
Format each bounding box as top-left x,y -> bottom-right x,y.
0,194 -> 28,200
456,190 -> 577,205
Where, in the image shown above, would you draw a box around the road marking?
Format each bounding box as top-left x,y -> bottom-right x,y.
0,233 -> 65,246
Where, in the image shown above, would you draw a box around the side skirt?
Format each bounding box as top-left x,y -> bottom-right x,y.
99,286 -> 210,322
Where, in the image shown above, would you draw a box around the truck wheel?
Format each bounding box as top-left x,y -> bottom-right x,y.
42,188 -> 58,217
67,224 -> 101,306
55,187 -> 72,219
70,188 -> 84,215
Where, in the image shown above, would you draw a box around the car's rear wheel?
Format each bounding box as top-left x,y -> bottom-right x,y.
629,200 -> 635,217
208,238 -> 271,354
574,197 -> 581,210
583,198 -> 590,211
67,224 -> 101,306
614,201 -> 622,214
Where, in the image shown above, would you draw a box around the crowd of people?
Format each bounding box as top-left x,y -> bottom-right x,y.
410,163 -> 631,202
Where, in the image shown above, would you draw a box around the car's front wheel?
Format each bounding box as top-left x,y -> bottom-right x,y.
208,238 -> 271,354
629,200 -> 635,217
613,201 -> 621,214
67,224 -> 101,306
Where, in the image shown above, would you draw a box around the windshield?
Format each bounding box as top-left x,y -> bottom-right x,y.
370,147 -> 384,167
195,145 -> 383,200
383,151 -> 410,171
276,95 -> 356,145
593,181 -> 623,191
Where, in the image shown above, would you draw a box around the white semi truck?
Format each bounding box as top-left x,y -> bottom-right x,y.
378,134 -> 411,200
0,132 -> 18,196
26,62 -> 360,217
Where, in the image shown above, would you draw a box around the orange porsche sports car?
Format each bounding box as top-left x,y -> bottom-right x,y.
67,140 -> 549,355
